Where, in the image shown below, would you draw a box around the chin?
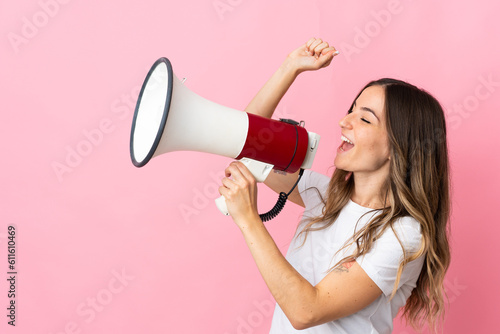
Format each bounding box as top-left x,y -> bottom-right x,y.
333,158 -> 350,172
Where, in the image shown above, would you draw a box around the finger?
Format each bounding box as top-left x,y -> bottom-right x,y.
221,176 -> 237,191
313,41 -> 329,56
232,161 -> 256,185
321,46 -> 337,56
305,37 -> 317,52
225,166 -> 232,178
308,38 -> 323,55
319,49 -> 340,68
224,162 -> 246,184
224,160 -> 241,178
317,52 -> 333,68
218,184 -> 228,197
227,162 -> 253,186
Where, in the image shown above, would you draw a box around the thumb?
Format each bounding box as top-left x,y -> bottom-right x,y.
317,50 -> 339,68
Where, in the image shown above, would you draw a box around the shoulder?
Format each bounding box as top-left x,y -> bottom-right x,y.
392,216 -> 422,240
297,170 -> 330,209
380,216 -> 423,255
356,216 -> 424,296
298,170 -> 330,194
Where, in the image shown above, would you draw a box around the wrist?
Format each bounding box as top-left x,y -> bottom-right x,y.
280,57 -> 301,78
235,211 -> 263,233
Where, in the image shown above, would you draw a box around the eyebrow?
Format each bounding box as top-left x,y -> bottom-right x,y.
353,102 -> 380,121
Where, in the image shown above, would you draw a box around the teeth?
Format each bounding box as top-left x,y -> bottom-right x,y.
341,135 -> 354,145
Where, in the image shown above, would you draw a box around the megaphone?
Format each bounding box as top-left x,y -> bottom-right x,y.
130,57 -> 320,219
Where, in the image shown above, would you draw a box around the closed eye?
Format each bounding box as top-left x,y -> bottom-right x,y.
349,110 -> 371,124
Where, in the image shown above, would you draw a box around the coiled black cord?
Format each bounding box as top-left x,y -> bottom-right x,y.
259,169 -> 305,222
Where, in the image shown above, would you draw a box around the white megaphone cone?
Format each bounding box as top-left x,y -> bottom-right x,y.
130,58 -> 320,219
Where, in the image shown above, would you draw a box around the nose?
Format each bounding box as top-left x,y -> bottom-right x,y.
339,113 -> 353,129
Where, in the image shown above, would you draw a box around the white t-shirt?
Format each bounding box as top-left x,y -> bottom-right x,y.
269,170 -> 424,334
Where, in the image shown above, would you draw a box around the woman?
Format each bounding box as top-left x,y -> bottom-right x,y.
218,38 -> 450,333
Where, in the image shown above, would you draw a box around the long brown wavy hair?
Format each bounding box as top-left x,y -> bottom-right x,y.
297,78 -> 451,331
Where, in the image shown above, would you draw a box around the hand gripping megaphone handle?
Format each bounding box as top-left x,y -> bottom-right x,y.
215,158 -> 274,216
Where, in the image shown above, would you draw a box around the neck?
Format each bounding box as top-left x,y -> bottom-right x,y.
350,168 -> 389,210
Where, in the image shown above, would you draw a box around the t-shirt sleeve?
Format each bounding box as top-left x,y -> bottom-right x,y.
355,217 -> 424,296
297,170 -> 331,211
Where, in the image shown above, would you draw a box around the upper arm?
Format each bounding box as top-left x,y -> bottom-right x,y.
296,261 -> 382,329
264,169 -> 304,207
294,220 -> 424,329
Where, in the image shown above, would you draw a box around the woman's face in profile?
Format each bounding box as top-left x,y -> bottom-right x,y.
334,85 -> 391,178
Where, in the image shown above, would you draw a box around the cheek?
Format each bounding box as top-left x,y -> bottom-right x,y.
367,137 -> 390,160
379,137 -> 391,156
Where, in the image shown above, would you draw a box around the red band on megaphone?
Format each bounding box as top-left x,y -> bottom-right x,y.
236,113 -> 308,173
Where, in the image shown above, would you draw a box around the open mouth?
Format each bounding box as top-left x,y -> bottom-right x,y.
338,135 -> 354,152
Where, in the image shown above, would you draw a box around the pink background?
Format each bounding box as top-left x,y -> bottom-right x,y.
1,0 -> 499,333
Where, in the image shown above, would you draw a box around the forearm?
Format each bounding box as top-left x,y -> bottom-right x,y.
237,214 -> 318,326
245,38 -> 337,119
245,58 -> 299,119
